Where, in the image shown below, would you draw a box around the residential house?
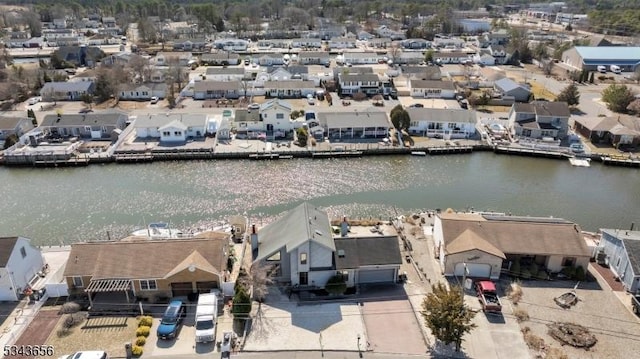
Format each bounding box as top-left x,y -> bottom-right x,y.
407,108 -> 477,138
251,202 -> 401,288
264,80 -> 316,99
433,212 -> 591,279
0,117 -> 35,142
299,51 -> 331,66
7,31 -> 30,48
316,109 -> 391,139
53,18 -> 67,29
193,81 -> 242,100
473,50 -> 496,66
40,112 -> 128,140
118,83 -> 167,101
434,38 -> 465,49
173,39 -> 209,52
481,29 -> 510,47
488,45 -> 507,64
259,54 -> 285,67
213,38 -> 249,52
344,52 -> 384,65
283,66 -> 311,81
357,31 -> 375,41
508,101 -> 571,140
433,52 -> 472,64
257,39 -> 290,49
52,46 -> 104,67
200,52 -> 241,66
409,80 -> 456,99
205,67 -> 246,82
368,38 -> 392,49
101,52 -> 136,67
375,25 -> 405,40
40,81 -> 95,102
573,116 -> 640,149
134,113 -> 208,142
291,38 -> 323,49
401,38 -> 430,49
0,237 -> 45,301
458,19 -> 491,33
233,99 -> 294,139
338,74 -> 381,97
155,52 -> 194,67
328,37 -> 357,50
494,78 -> 531,102
63,237 -> 228,301
150,70 -> 166,83
102,16 -> 117,28
597,229 -> 640,293
400,66 -> 443,84
396,52 -> 426,65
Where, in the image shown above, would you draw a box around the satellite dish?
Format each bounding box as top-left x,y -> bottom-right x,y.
188,264 -> 196,272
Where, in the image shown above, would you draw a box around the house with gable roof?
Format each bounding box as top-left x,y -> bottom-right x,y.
598,228 -> 640,293
494,77 -> 531,102
508,101 -> 571,140
134,113 -> 208,142
0,237 -> 45,301
573,115 -> 640,149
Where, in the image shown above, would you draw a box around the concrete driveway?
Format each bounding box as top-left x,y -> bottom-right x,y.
361,299 -> 428,355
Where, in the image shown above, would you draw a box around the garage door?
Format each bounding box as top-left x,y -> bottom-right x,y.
171,282 -> 193,297
454,263 -> 491,278
358,269 -> 396,284
196,281 -> 218,293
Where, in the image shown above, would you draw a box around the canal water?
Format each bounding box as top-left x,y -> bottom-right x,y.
2,152 -> 639,246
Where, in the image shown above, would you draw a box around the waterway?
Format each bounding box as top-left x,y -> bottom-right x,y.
2,152 -> 639,246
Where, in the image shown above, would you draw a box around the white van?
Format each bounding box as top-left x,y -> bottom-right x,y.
195,292 -> 218,343
610,65 -> 621,74
597,65 -> 607,73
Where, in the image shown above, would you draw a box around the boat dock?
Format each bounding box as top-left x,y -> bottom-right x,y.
494,146 -> 572,159
601,155 -> 640,167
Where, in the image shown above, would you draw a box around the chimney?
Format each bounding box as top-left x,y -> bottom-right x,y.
250,224 -> 258,252
341,216 -> 349,237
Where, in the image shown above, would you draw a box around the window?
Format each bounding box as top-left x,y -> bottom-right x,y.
448,123 -> 456,129
300,252 -> 307,265
162,131 -> 170,136
276,113 -> 284,120
72,276 -> 83,288
140,279 -> 157,291
562,257 -> 576,267
174,131 -> 182,136
20,247 -> 27,258
267,252 -> 280,261
339,271 -> 349,282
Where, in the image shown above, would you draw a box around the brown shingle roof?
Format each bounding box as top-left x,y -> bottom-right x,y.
64,238 -> 226,279
439,213 -> 591,257
0,237 -> 19,267
446,229 -> 506,258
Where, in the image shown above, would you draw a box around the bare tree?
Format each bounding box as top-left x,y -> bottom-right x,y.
128,54 -> 151,83
238,262 -> 275,303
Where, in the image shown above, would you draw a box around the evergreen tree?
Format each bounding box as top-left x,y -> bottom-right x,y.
421,282 -> 477,352
390,105 -> 410,130
27,109 -> 37,127
556,83 -> 580,106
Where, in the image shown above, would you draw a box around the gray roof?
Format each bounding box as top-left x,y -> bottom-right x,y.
601,229 -> 640,275
255,202 -> 334,261
316,110 -> 390,129
134,113 -> 207,128
41,81 -> 93,93
532,101 -> 571,117
410,80 -> 455,90
260,99 -> 292,112
120,83 -> 167,92
340,74 -> 380,82
494,78 -> 530,94
205,67 -> 245,76
407,108 -> 477,124
334,236 -> 402,269
0,237 -> 19,267
201,52 -> 240,60
193,80 -> 241,92
233,109 -> 261,123
263,80 -> 315,89
298,51 -> 330,59
41,112 -> 127,127
0,116 -> 29,130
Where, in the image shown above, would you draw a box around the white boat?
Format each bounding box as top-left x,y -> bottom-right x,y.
131,222 -> 188,239
569,157 -> 591,167
411,151 -> 427,156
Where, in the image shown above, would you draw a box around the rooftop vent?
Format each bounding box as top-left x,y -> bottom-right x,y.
337,249 -> 345,258
315,229 -> 323,236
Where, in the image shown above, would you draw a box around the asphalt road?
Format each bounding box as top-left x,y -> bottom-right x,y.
148,351 -> 431,359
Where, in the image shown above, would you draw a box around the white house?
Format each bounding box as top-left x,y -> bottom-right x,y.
409,80 -> 456,99
0,237 -> 45,301
473,51 -> 496,66
260,99 -> 293,134
328,37 -> 357,49
407,108 -> 477,138
134,113 -> 208,142
119,83 -> 167,101
291,38 -> 322,49
344,52 -> 383,65
338,74 -> 381,97
298,51 -> 331,66
433,52 -> 472,64
155,52 -> 194,67
205,67 -> 246,82
259,54 -> 285,66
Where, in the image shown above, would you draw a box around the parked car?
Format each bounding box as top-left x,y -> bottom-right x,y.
307,94 -> 315,105
409,103 -> 424,108
157,300 -> 186,340
27,97 -> 41,105
58,351 -> 108,359
248,103 -> 260,110
150,96 -> 159,104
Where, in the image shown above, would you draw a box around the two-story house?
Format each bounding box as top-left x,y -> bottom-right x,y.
338,74 -> 381,97
508,101 -> 571,140
407,108 -> 477,138
0,237 -> 46,301
409,80 -> 457,99
488,45 -> 507,65
232,99 -> 293,139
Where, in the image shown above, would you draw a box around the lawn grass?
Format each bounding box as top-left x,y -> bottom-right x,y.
43,314 -> 138,358
529,81 -> 557,100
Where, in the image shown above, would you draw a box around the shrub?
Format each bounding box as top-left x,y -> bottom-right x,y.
536,270 -> 549,280
232,286 -> 252,319
507,281 -> 523,304
521,269 -> 532,280
521,326 -> 545,351
574,266 -> 586,281
510,261 -> 521,278
513,308 -> 530,322
138,316 -> 153,327
135,336 -> 146,346
63,312 -> 87,329
136,325 -> 151,337
131,345 -> 143,357
528,263 -> 539,277
353,92 -> 367,101
60,302 -> 81,314
325,275 -> 347,295
561,266 -> 576,278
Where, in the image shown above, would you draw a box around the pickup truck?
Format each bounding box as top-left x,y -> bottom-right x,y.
475,280 -> 502,313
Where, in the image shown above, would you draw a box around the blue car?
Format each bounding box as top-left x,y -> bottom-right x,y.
157,300 -> 186,340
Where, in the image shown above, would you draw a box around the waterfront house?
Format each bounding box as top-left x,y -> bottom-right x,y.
508,101 -> 571,140
205,67 -> 246,82
200,52 -> 241,66
193,81 -> 242,100
0,237 -> 45,301
433,212 -> 591,280
0,116 -> 35,142
134,113 -> 208,142
264,80 -> 316,99
409,80 -> 456,99
63,236 -> 228,302
494,78 -> 531,102
251,203 -> 401,289
573,116 -> 640,150
298,51 -> 331,66
232,99 -> 294,139
316,109 -> 391,139
597,228 -> 640,293
40,112 -> 128,140
40,81 -> 95,102
118,83 -> 167,101
338,74 -> 381,97
407,108 -> 477,138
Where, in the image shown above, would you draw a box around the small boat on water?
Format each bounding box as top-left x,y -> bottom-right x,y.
411,151 -> 427,156
569,157 -> 591,167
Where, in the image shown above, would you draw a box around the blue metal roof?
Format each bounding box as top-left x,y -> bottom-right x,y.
575,46 -> 640,62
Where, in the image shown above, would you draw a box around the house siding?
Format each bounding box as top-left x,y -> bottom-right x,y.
2,238 -> 45,300
601,232 -> 639,292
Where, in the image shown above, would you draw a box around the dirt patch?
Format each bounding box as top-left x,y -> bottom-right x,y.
6,309 -> 60,359
530,81 -> 557,100
547,322 -> 597,349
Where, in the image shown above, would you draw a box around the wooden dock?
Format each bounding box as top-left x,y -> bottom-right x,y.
427,146 -> 473,155
249,153 -> 293,160
312,151 -> 363,158
494,146 -> 571,159
601,155 -> 640,168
